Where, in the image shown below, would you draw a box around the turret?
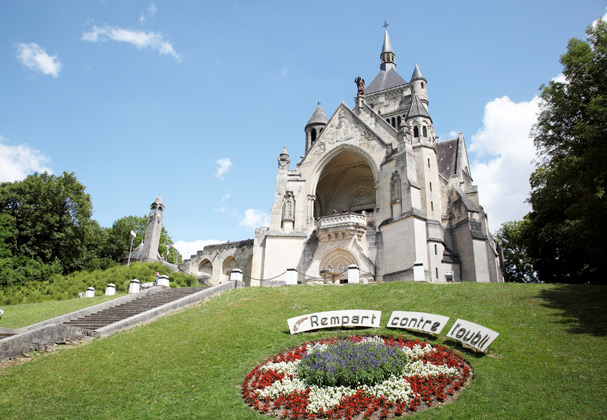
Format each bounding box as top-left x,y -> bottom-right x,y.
410,63 -> 428,105
305,101 -> 328,153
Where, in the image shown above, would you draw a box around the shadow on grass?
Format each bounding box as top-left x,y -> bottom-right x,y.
538,284 -> 607,336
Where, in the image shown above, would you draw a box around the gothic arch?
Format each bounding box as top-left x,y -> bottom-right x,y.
221,256 -> 239,284
197,259 -> 213,284
319,248 -> 359,278
307,145 -> 380,197
310,147 -> 377,217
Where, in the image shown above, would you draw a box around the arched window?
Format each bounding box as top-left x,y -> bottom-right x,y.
423,126 -> 428,137
311,128 -> 317,145
397,116 -> 401,127
421,82 -> 425,89
391,117 -> 396,128
414,126 -> 419,137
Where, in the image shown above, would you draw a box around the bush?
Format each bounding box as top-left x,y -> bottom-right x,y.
0,262 -> 197,305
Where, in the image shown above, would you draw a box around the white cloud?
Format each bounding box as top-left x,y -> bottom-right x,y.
215,158 -> 232,180
82,25 -> 181,61
140,2 -> 158,23
221,193 -> 231,202
0,136 -> 53,182
16,43 -> 62,77
173,239 -> 222,260
469,95 -> 540,231
239,209 -> 270,229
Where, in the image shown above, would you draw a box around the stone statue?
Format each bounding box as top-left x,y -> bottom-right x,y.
283,192 -> 294,221
355,77 -> 365,96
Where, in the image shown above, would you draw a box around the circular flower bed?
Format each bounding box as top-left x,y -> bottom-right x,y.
242,336 -> 472,419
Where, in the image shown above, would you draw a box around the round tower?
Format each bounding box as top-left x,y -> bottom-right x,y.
305,101 -> 328,153
410,63 -> 428,106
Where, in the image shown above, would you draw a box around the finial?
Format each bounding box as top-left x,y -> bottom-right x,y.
383,20 -> 389,30
318,101 -> 321,106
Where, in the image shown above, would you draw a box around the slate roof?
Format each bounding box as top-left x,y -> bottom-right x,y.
436,138 -> 459,179
406,95 -> 431,121
411,63 -> 425,81
366,68 -> 408,94
306,102 -> 328,126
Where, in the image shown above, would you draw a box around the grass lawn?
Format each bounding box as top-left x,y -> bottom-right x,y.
0,282 -> 605,419
0,294 -> 126,330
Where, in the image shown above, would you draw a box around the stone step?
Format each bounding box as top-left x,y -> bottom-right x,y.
63,287 -> 204,331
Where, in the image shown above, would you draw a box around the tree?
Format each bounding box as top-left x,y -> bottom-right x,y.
495,219 -> 538,283
526,18 -> 607,284
0,172 -> 95,273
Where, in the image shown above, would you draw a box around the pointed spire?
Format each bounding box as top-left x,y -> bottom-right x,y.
406,95 -> 432,121
381,27 -> 394,55
380,23 -> 396,71
411,63 -> 425,81
306,101 -> 328,126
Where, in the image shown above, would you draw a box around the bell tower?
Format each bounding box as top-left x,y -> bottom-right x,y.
141,195 -> 164,262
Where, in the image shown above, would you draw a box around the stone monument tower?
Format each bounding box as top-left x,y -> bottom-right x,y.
141,195 -> 164,262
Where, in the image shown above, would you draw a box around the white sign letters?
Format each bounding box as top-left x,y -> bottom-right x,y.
287,310 -> 381,334
447,319 -> 499,353
387,311 -> 450,335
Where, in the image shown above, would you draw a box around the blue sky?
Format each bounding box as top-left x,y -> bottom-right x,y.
1,1 -> 606,259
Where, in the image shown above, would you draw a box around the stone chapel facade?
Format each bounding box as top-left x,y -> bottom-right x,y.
181,29 -> 503,285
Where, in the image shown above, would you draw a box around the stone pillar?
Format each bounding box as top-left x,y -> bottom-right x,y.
105,283 -> 116,296
286,268 -> 298,285
347,265 -> 360,284
413,262 -> 424,282
156,275 -> 170,287
230,269 -> 243,282
84,287 -> 95,298
129,279 -> 141,294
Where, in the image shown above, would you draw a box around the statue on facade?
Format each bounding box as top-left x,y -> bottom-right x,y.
355,77 -> 365,96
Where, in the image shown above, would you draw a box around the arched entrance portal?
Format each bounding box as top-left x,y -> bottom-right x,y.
314,150 -> 376,217
319,248 -> 358,284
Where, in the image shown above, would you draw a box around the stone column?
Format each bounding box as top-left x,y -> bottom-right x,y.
286,268 -> 298,285
413,262 -> 425,282
230,269 -> 243,282
105,283 -> 116,296
129,279 -> 141,294
347,265 -> 360,284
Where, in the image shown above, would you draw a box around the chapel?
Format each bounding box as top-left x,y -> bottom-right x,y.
181,28 -> 503,285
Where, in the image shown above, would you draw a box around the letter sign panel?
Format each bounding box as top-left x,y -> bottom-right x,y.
447,319 -> 499,353
287,310 -> 381,334
387,311 -> 450,335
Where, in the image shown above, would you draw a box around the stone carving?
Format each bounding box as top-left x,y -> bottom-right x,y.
283,192 -> 295,221
400,121 -> 413,144
391,171 -> 401,203
355,77 -> 365,96
278,147 -> 290,169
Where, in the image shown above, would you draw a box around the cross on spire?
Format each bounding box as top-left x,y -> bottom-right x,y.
383,20 -> 389,30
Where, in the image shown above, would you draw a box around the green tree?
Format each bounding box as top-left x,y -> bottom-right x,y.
496,219 -> 537,283
0,172 -> 94,273
527,18 -> 607,284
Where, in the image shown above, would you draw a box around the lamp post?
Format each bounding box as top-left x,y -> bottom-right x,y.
127,230 -> 136,266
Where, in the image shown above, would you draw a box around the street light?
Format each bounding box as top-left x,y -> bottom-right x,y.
127,230 -> 136,266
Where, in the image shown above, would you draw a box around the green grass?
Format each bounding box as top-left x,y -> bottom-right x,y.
0,282 -> 605,419
0,294 -> 126,329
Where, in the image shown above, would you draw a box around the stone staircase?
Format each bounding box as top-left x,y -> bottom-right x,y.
63,287 -> 203,332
